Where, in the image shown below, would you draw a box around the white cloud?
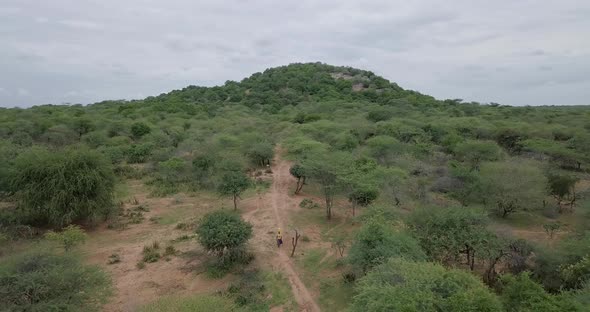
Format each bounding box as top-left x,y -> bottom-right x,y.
58,19 -> 103,30
0,0 -> 589,107
17,88 -> 30,96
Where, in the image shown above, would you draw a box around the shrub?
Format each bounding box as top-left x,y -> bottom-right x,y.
142,241 -> 161,263
11,148 -> 115,227
351,258 -> 503,312
499,273 -> 577,312
131,122 -> 151,138
0,250 -> 111,311
348,220 -> 425,274
299,198 -> 319,209
45,225 -> 87,251
196,210 -> 252,257
107,253 -> 121,264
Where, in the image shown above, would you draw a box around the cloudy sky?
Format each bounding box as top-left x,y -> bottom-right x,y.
1,0 -> 590,107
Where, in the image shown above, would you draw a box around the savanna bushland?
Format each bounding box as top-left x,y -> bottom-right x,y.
1,63 -> 590,311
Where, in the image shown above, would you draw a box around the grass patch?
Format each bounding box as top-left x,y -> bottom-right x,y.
139,294 -> 235,312
171,234 -> 195,243
493,211 -> 549,228
264,271 -> 295,309
298,248 -> 337,279
318,279 -> 355,312
222,270 -> 296,311
142,241 -> 161,263
107,253 -> 121,264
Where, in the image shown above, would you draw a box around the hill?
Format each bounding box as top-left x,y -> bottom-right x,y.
1,62 -> 590,311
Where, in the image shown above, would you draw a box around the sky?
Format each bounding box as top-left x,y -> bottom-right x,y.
1,0 -> 590,108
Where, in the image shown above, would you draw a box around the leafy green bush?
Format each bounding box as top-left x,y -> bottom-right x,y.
499,273 -> 580,312
11,148 -> 115,227
196,210 -> 252,257
45,224 -> 87,251
131,122 -> 151,138
0,250 -> 111,311
348,219 -> 425,274
351,258 -> 503,312
142,241 -> 161,263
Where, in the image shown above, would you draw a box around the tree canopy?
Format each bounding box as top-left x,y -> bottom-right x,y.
351,258 -> 503,312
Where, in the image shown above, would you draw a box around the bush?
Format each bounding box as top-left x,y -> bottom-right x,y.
131,122 -> 151,138
351,258 -> 503,312
107,253 -> 121,264
196,210 -> 252,270
11,148 -> 115,227
499,273 -> 580,312
299,198 -> 319,209
45,225 -> 87,251
196,210 -> 252,257
348,219 -> 425,274
0,250 -> 111,311
142,241 -> 161,262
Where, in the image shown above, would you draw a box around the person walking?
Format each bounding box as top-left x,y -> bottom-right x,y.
276,228 -> 283,248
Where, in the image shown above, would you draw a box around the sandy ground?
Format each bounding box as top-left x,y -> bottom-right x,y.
83,151 -> 320,311
243,153 -> 321,312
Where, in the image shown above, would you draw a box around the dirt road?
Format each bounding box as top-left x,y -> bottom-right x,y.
244,153 -> 321,312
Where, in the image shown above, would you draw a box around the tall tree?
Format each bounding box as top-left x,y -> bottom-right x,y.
478,160 -> 547,217
301,151 -> 351,220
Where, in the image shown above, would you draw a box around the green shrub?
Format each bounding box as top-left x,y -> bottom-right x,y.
142,241 -> 161,263
299,198 -> 319,209
352,258 -> 503,312
196,210 -> 252,257
131,122 -> 151,138
0,250 -> 111,311
348,219 -> 425,274
45,224 -> 87,251
11,148 -> 115,227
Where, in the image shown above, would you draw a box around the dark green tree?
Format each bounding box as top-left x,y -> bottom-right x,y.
196,210 -> 252,257
131,122 -> 151,139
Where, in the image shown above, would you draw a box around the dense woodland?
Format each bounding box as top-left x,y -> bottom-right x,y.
1,63 -> 590,311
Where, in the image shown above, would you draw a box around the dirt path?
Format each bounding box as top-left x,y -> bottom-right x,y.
244,153 -> 321,312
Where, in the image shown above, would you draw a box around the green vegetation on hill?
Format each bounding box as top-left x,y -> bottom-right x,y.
1,62 -> 590,310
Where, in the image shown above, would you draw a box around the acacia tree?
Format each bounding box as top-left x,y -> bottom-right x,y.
407,206 -> 492,267
70,118 -> 95,141
548,173 -> 579,213
453,140 -> 502,170
347,184 -> 378,217
246,142 -> 274,167
11,148 -> 115,227
301,152 -> 351,220
289,164 -> 306,194
217,171 -> 250,210
478,161 -> 547,218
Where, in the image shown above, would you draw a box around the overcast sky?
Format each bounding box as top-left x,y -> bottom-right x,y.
1,0 -> 590,107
